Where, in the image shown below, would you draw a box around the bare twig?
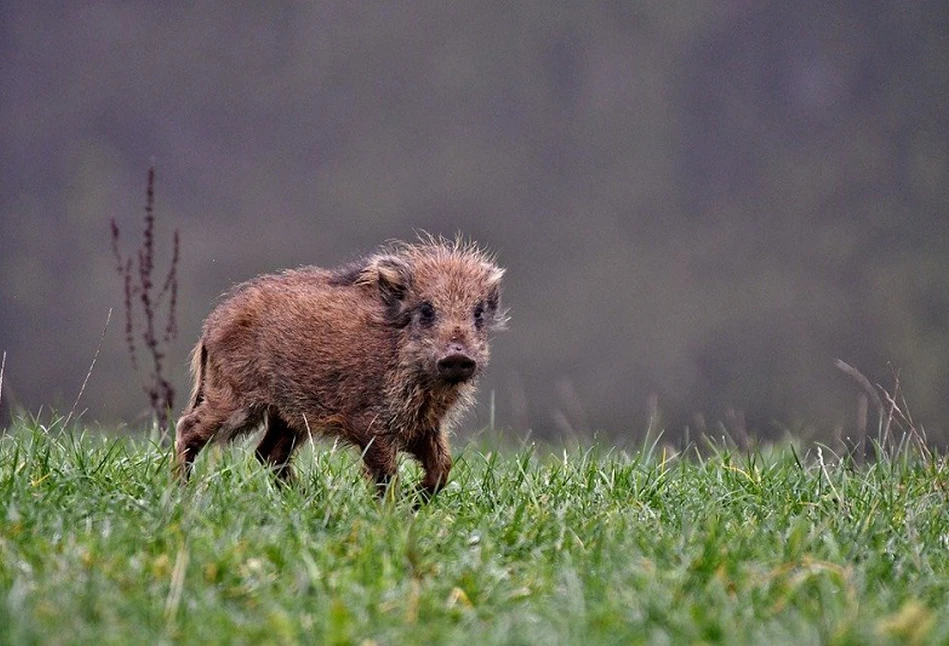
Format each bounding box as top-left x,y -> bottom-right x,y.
64,308 -> 113,429
835,359 -> 886,456
834,360 -> 884,415
0,351 -> 6,415
111,166 -> 180,438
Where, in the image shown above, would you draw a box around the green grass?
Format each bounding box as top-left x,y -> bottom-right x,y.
2,421 -> 949,645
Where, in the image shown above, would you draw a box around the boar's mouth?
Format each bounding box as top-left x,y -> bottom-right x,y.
436,352 -> 477,383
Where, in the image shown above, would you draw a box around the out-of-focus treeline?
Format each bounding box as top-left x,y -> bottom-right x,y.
2,2 -> 948,442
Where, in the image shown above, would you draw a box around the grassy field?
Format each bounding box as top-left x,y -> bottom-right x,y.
2,421 -> 949,645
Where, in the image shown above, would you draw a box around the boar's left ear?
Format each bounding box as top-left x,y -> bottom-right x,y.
357,254 -> 413,305
484,265 -> 508,328
485,265 -> 504,303
485,265 -> 505,289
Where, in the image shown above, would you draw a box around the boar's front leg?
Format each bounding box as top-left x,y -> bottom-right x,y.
406,430 -> 453,500
359,435 -> 398,496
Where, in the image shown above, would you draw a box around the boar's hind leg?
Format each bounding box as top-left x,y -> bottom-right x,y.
175,406 -> 219,480
255,411 -> 301,483
175,401 -> 259,480
406,430 -> 453,500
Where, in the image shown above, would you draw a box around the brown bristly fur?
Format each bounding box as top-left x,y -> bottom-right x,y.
175,235 -> 506,498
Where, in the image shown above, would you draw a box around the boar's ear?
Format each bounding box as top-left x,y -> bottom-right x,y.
485,265 -> 505,289
356,255 -> 413,305
484,265 -> 508,329
485,265 -> 504,305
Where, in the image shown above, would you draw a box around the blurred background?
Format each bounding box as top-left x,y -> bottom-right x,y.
2,2 -> 948,444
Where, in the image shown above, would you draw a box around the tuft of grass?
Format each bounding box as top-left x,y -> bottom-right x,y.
2,421 -> 949,644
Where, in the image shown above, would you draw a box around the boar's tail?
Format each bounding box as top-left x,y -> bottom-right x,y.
187,341 -> 208,409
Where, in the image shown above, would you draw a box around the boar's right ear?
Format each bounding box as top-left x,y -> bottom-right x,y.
356,255 -> 413,305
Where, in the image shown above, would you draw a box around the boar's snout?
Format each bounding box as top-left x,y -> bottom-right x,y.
437,343 -> 477,383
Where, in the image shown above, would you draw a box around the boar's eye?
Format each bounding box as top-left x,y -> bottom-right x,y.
417,302 -> 436,327
473,302 -> 486,328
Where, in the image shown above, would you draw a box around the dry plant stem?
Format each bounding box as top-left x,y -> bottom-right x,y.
0,351 -> 6,413
836,359 -> 933,464
111,166 -> 179,437
834,360 -> 884,415
878,377 -> 932,462
63,308 -> 113,429
835,359 -> 885,455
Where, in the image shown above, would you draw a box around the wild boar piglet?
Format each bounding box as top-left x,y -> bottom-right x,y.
175,236 -> 507,497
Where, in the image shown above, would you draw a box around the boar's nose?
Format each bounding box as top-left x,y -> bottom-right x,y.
437,345 -> 476,383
